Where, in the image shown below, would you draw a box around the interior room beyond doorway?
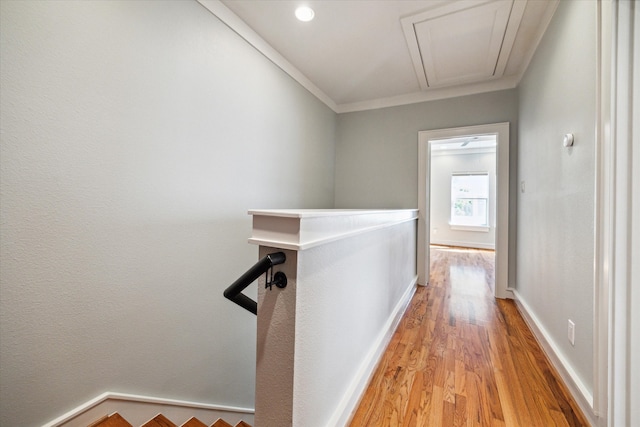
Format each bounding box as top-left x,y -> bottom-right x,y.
429,135 -> 497,251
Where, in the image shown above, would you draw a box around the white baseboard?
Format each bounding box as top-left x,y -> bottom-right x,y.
327,275 -> 419,426
431,239 -> 495,250
43,392 -> 254,427
512,290 -> 598,427
50,277 -> 417,427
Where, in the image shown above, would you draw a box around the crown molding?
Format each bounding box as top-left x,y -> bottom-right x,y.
197,0 -> 557,114
335,76 -> 520,113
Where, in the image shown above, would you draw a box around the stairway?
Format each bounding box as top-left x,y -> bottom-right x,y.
89,412 -> 251,427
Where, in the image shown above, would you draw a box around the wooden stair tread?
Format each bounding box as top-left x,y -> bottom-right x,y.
88,412 -> 251,427
141,414 -> 176,427
87,415 -> 109,427
88,413 -> 133,427
180,417 -> 208,427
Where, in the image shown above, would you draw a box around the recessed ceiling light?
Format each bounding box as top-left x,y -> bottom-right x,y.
295,6 -> 315,22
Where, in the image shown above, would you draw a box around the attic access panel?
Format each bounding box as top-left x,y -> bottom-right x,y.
402,0 -> 526,89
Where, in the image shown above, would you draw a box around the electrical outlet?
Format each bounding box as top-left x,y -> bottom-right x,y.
568,320 -> 575,346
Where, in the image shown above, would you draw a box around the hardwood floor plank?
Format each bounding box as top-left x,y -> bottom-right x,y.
454,393 -> 467,427
428,386 -> 445,427
349,247 -> 588,426
465,372 -> 482,427
443,400 -> 456,425
443,368 -> 456,404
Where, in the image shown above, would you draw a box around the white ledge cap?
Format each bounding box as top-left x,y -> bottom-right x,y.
248,209 -> 418,250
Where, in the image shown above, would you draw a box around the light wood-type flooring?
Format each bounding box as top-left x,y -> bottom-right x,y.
349,246 -> 588,427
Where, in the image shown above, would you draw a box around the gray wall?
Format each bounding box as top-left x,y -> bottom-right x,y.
517,0 -> 596,395
0,1 -> 335,426
334,89 -> 519,285
430,150 -> 496,249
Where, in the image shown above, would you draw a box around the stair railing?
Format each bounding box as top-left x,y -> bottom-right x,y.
223,252 -> 287,315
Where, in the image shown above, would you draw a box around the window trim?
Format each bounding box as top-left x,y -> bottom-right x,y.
449,171 -> 490,229
449,224 -> 490,232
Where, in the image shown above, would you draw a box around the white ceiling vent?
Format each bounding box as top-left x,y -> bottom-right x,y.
402,0 -> 527,89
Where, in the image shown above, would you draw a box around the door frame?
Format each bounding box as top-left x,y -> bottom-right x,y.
596,1 -> 638,425
417,122 -> 511,299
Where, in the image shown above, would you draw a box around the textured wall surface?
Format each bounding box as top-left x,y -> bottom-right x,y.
0,1 -> 335,426
335,90 -> 519,286
517,0 -> 596,397
334,90 -> 517,210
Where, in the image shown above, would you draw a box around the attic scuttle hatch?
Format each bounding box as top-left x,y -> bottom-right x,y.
402,0 -> 528,89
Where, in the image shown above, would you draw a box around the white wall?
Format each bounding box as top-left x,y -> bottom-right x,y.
517,0 -> 596,402
430,150 -> 496,249
334,90 -> 519,285
293,219 -> 417,427
0,1 -> 336,426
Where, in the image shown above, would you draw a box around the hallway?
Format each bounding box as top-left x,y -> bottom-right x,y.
349,247 -> 588,426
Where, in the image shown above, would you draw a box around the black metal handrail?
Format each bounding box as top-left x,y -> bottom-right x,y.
223,252 -> 286,315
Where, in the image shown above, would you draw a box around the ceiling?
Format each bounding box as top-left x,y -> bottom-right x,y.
431,135 -> 497,153
198,0 -> 558,113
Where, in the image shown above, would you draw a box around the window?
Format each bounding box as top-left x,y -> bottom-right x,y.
450,173 -> 489,229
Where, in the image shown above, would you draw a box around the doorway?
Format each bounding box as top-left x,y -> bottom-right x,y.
417,122 -> 511,299
430,135 -> 496,250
